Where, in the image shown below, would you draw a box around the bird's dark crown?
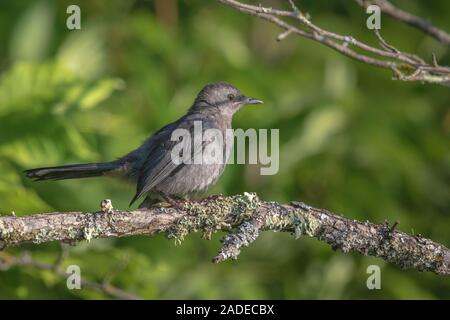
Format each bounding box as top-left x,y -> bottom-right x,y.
188,82 -> 262,116
194,82 -> 242,107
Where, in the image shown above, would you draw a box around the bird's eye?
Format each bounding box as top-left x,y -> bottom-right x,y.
227,93 -> 235,101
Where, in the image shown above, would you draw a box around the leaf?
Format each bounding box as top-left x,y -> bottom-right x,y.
79,78 -> 126,110
9,1 -> 54,61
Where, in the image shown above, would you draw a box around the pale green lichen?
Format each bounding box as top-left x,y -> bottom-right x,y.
0,220 -> 10,239
231,192 -> 259,217
259,202 -> 320,239
166,193 -> 260,244
32,227 -> 64,244
83,227 -> 94,242
213,221 -> 260,263
67,227 -> 79,239
82,214 -> 106,242
295,213 -> 320,237
168,193 -> 322,248
32,228 -> 48,244
290,210 -> 321,239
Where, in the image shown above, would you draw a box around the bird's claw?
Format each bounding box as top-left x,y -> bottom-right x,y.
152,201 -> 172,209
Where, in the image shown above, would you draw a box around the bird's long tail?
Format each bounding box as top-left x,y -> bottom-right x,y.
25,161 -> 120,181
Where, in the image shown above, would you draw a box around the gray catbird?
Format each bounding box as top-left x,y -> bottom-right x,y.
25,82 -> 262,207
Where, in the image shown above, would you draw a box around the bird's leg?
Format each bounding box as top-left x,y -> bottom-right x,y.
159,192 -> 185,209
138,196 -> 161,209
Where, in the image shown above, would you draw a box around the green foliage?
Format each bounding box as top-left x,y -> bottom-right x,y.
0,60 -> 123,213
0,0 -> 449,299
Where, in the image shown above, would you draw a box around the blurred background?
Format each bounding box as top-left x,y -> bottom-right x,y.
0,0 -> 449,299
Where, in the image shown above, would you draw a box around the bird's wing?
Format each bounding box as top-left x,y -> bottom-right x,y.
130,116 -> 213,205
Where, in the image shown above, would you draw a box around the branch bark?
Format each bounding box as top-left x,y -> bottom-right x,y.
217,0 -> 450,87
356,0 -> 450,46
1,193 -> 449,276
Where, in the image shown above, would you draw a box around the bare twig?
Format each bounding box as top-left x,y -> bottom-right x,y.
0,251 -> 142,300
102,254 -> 131,289
0,193 -> 449,276
356,0 -> 450,46
217,0 -> 450,86
52,242 -> 69,271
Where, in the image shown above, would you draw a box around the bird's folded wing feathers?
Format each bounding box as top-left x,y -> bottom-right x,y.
130,118 -> 214,205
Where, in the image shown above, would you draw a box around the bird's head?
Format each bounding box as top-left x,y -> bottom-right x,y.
190,82 -> 263,117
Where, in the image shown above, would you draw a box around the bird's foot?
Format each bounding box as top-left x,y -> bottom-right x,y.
159,193 -> 185,210
138,194 -> 186,210
150,201 -> 172,209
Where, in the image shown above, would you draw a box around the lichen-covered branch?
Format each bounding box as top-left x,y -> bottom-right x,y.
1,193 -> 449,276
218,0 -> 450,87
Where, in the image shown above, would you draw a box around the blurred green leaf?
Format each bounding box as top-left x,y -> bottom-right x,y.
9,1 -> 54,62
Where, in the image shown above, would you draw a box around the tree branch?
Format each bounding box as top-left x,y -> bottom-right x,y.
217,0 -> 450,87
0,247 -> 142,300
1,193 -> 449,276
356,0 -> 450,46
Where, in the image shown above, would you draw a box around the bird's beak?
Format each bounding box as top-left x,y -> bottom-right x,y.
242,96 -> 263,105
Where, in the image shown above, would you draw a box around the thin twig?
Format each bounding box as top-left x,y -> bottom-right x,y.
356,0 -> 450,45
217,0 -> 450,86
52,242 -> 69,271
0,251 -> 142,300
